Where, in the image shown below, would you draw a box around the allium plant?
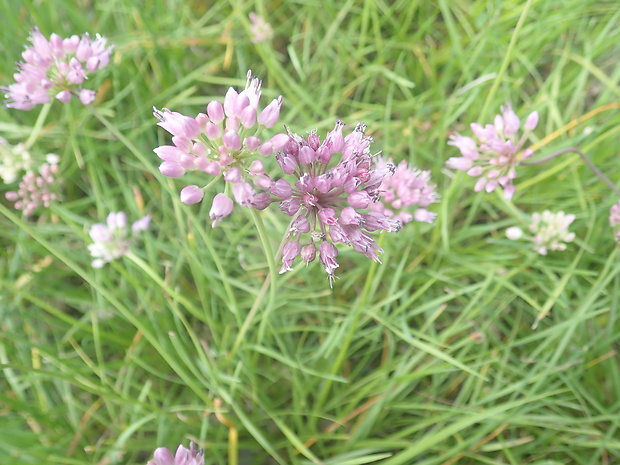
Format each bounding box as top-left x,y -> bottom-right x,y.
609,200 -> 620,243
506,210 -> 575,255
370,156 -> 439,225
5,154 -> 60,216
153,70 -> 283,227
0,137 -> 33,184
146,442 -> 204,465
249,12 -> 274,43
88,211 -> 150,268
446,105 -> 539,200
268,121 -> 401,284
2,27 -> 113,110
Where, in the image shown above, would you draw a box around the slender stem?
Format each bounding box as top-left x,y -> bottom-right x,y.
522,147 -> 620,197
227,209 -> 277,360
24,103 -> 52,149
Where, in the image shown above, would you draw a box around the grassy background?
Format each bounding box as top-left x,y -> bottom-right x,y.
1,0 -> 620,464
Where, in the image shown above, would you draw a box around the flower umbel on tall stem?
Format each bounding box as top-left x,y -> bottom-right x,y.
446,105 -> 539,200
609,200 -> 620,244
2,27 -> 113,110
153,70 -> 283,227
268,121 -> 400,284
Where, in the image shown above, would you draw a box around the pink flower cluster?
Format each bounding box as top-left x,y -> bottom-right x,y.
446,105 -> 539,200
270,122 -> 401,284
249,12 -> 274,43
370,156 -> 439,225
5,154 -> 60,216
147,443 -> 204,465
153,71 -> 283,227
88,212 -> 150,268
2,27 -> 113,110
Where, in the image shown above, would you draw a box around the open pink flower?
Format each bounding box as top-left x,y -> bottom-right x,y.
446,105 -> 538,200
370,156 -> 439,225
153,70 -> 283,226
2,27 -> 113,110
267,122 -> 400,285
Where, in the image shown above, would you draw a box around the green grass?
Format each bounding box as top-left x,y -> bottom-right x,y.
1,0 -> 620,464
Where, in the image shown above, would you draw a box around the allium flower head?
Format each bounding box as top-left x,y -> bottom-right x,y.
0,137 -> 33,184
268,121 -> 400,284
446,105 -> 539,200
153,70 -> 283,226
5,154 -> 60,216
609,200 -> 620,243
147,442 -> 204,465
506,210 -> 575,255
249,12 -> 274,43
370,156 -> 439,225
88,211 -> 150,268
2,27 -> 113,110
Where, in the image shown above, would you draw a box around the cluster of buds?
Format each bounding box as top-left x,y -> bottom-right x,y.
249,12 -> 274,43
146,442 -> 204,465
2,27 -> 113,110
370,156 -> 439,225
269,121 -> 401,284
88,211 -> 150,268
153,70 -> 283,227
609,200 -> 620,243
5,154 -> 60,216
0,137 -> 33,184
446,105 -> 539,200
506,210 -> 576,255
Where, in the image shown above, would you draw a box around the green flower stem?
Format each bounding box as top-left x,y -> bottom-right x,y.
228,209 -> 277,361
24,103 -> 52,149
521,147 -> 620,197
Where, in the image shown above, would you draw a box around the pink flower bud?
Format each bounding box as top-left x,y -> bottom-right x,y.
270,133 -> 291,151
244,136 -> 261,151
223,87 -> 239,116
240,106 -> 257,128
205,121 -> 222,141
301,243 -> 317,264
79,89 -> 96,104
209,193 -> 234,227
347,191 -> 370,209
298,146 -> 316,165
524,111 -> 539,131
55,90 -> 71,103
159,161 -> 185,177
257,96 -> 282,128
224,167 -> 242,183
223,130 -> 242,151
270,179 -> 292,198
180,185 -> 204,205
207,100 -> 225,123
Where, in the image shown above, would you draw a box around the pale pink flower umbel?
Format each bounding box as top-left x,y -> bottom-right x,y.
5,154 -> 60,216
609,200 -> 620,243
506,210 -> 575,255
153,70 -> 283,226
446,105 -> 539,200
146,442 -> 204,465
269,121 -> 400,285
370,156 -> 439,225
88,211 -> 150,268
249,12 -> 274,43
2,27 -> 113,110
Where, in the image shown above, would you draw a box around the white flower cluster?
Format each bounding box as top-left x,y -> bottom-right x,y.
506,210 -> 575,255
